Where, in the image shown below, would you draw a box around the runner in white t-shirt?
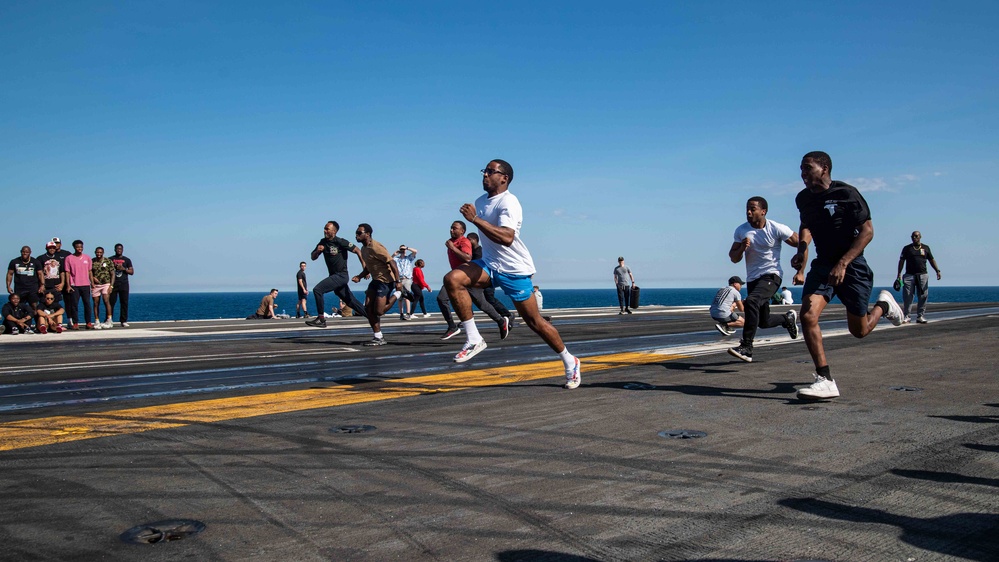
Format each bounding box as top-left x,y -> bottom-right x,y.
726,196 -> 801,363
443,159 -> 581,389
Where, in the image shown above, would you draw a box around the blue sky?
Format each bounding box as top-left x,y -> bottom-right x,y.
2,1 -> 996,292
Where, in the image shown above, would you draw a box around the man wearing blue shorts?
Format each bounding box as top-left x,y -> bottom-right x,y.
791,151 -> 904,399
443,159 -> 581,389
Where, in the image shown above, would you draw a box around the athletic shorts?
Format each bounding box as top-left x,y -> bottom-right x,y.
16,290 -> 39,308
366,280 -> 395,299
471,259 -> 534,302
712,313 -> 740,324
802,255 -> 874,317
91,284 -> 111,297
297,290 -> 308,300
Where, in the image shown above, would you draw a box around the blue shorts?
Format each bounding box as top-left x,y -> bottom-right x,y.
471,259 -> 534,302
366,280 -> 395,299
802,255 -> 874,317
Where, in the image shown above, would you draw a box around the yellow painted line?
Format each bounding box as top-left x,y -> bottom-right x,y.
0,351 -> 686,452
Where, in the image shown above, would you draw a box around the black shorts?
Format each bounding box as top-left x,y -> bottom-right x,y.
366,280 -> 395,299
16,290 -> 40,308
297,290 -> 308,300
802,255 -> 874,317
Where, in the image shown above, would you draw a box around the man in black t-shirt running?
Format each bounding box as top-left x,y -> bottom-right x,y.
896,231 -> 941,324
306,221 -> 368,328
791,151 -> 904,400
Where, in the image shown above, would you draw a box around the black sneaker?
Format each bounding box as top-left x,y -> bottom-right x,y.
625,308 -> 632,314
727,344 -> 753,362
785,310 -> 799,339
499,316 -> 510,340
305,317 -> 327,328
440,326 -> 461,340
363,337 -> 386,346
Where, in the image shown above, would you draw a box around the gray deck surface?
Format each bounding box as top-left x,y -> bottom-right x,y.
1,303 -> 997,561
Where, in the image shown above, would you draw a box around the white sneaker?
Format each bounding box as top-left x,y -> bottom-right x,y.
93,322 -> 103,330
121,322 -> 130,328
797,373 -> 840,399
902,316 -> 911,324
454,340 -> 487,363
877,290 -> 904,326
714,322 -> 734,336
917,315 -> 928,324
423,313 -> 431,318
563,357 -> 581,389
103,321 -> 113,329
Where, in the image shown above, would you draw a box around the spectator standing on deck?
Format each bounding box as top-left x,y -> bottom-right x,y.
109,243 -> 134,327
726,196 -> 800,363
64,240 -> 95,330
613,257 -> 636,314
791,151 -> 904,400
91,246 -> 115,329
411,259 -> 431,317
896,231 -> 942,324
392,245 -> 418,320
296,262 -> 310,318
444,159 -> 580,388
7,246 -> 41,311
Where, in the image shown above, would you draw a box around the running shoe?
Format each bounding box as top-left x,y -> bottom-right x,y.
120,322 -> 130,328
423,313 -> 431,318
70,323 -> 79,330
714,322 -> 734,336
103,321 -> 113,329
55,325 -> 64,333
363,337 -> 386,346
93,322 -> 102,330
305,317 -> 327,328
902,316 -> 911,324
39,324 -> 48,334
564,357 -> 581,389
454,340 -> 487,363
785,310 -> 799,339
86,323 -> 95,330
917,315 -> 928,324
877,290 -> 904,326
625,308 -> 632,314
796,373 -> 840,400
499,316 -> 510,340
10,327 -> 19,335
727,344 -> 753,362
440,326 -> 461,340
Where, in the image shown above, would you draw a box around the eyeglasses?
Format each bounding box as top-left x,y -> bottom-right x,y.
481,168 -> 506,177
355,230 -> 364,235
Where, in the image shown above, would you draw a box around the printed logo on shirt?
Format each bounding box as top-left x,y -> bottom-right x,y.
824,202 -> 838,216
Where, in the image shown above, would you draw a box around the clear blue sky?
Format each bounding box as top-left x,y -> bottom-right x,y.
2,2 -> 996,292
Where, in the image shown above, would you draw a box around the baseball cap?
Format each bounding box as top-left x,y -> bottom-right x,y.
46,242 -> 57,249
51,237 -> 61,243
618,256 -> 624,261
728,275 -> 744,285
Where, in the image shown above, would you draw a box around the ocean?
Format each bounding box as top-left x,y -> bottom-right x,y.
115,287 -> 999,322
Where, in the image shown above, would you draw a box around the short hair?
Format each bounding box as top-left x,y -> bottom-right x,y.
115,243 -> 124,249
467,232 -> 479,242
452,220 -> 466,233
8,293 -> 17,303
300,261 -> 306,266
21,245 -> 30,252
95,246 -> 104,253
533,285 -> 539,291
326,221 -> 339,232
72,239 -> 84,246
491,159 -> 514,184
747,196 -> 768,211
270,288 -> 278,294
43,291 -> 57,300
415,259 -> 425,267
357,223 -> 372,235
802,151 -> 832,174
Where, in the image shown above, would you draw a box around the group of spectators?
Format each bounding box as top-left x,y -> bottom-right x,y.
4,238 -> 133,335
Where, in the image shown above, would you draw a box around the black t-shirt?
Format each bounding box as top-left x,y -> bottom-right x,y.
296,269 -> 307,292
111,255 -> 132,288
316,236 -> 357,276
37,253 -> 64,290
900,244 -> 934,275
472,245 -> 483,261
2,302 -> 32,321
8,257 -> 41,293
795,181 -> 871,264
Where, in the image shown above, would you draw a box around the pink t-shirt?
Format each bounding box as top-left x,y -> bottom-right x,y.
64,254 -> 93,286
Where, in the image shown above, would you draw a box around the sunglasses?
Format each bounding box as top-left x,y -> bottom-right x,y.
481,168 -> 506,177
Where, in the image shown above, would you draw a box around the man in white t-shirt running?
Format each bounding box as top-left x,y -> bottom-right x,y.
727,196 -> 801,363
443,159 -> 581,389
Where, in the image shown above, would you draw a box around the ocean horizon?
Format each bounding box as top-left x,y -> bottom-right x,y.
104,287 -> 999,322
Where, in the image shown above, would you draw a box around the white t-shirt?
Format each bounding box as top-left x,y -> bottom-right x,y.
733,219 -> 794,282
475,190 -> 536,276
781,288 -> 793,304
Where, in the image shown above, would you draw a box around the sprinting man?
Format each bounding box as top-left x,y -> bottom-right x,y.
436,221 -> 509,341
726,196 -> 800,362
443,159 -> 581,389
468,232 -> 513,322
306,221 -> 367,328
791,151 -> 904,400
296,262 -> 309,318
711,276 -> 746,336
896,231 -> 942,324
351,223 -> 405,346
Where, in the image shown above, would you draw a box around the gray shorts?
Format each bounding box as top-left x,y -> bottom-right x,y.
712,312 -> 740,324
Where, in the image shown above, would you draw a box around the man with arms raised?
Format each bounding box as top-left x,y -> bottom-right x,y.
444,159 -> 581,389
727,196 -> 800,362
792,151 -> 903,400
306,221 -> 367,328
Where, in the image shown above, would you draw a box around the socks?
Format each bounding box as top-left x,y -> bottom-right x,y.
817,364 -> 832,380
462,319 -> 482,344
558,348 -> 576,370
373,331 -> 383,340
